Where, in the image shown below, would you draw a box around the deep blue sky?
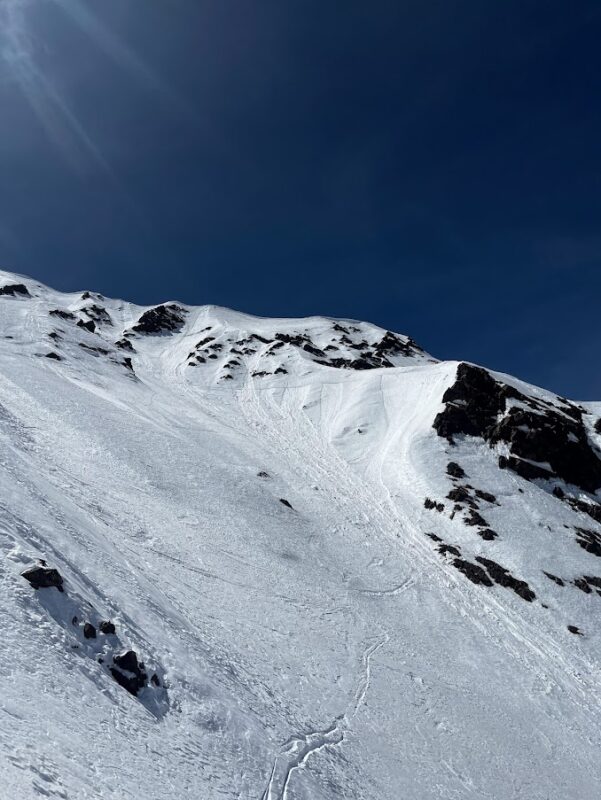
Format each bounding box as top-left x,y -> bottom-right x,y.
1,1 -> 600,397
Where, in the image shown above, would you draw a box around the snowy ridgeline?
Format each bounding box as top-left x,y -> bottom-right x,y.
1,269 -> 601,800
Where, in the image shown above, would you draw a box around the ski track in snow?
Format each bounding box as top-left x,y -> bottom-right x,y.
260,634 -> 388,800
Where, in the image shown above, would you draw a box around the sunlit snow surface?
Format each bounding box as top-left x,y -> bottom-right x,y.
1,270 -> 600,799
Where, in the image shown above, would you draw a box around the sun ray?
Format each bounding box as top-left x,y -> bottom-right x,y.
48,0 -> 198,121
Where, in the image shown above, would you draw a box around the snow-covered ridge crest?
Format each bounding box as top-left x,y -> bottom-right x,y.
0,268 -> 435,387
1,270 -> 601,799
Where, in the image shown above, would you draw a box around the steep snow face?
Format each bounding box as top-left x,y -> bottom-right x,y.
1,269 -> 601,800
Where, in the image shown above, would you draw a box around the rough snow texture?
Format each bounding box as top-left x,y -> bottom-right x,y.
1,269 -> 601,799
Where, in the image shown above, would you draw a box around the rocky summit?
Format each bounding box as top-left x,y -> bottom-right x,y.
1,269 -> 601,799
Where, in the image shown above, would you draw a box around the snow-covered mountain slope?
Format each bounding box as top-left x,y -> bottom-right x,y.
1,268 -> 601,799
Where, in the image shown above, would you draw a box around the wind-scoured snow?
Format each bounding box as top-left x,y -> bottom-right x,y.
1,269 -> 601,799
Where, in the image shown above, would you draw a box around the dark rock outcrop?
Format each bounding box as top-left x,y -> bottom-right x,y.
447,461 -> 466,479
574,528 -> 601,557
566,498 -> 601,525
447,486 -> 478,508
464,509 -> 488,527
434,364 -> 513,442
99,620 -> 116,635
0,283 -> 30,297
434,363 -> 601,495
489,408 -> 601,494
77,319 -> 96,333
81,304 -> 112,325
475,489 -> 497,503
573,575 -> 601,595
452,558 -> 493,586
49,309 -> 75,320
83,623 -> 97,639
110,650 -> 148,696
424,497 -> 445,512
475,557 -> 536,602
22,566 -> 64,592
438,543 -> 461,557
132,304 -> 187,335
543,571 -> 565,586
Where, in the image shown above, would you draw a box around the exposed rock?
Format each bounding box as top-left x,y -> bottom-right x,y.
81,304 -> 112,325
110,650 -> 148,696
279,498 -> 294,510
573,575 -> 601,595
115,338 -> 135,352
438,543 -> 461,557
595,418 -> 601,435
498,454 -> 552,481
374,331 -> 417,358
22,566 -> 64,592
99,620 -> 116,635
77,318 -> 96,333
475,489 -> 497,504
45,352 -> 62,361
434,363 -> 601,494
475,557 -> 535,602
79,343 -> 110,356
478,528 -> 498,541
464,509 -> 488,527
424,497 -> 444,512
275,332 -> 308,347
566,498 -> 601,525
446,461 -> 466,479
83,623 -> 97,639
452,558 -> 493,586
574,528 -> 601,557
433,364 -> 513,442
567,625 -> 582,635
49,309 -> 76,321
489,407 -> 601,494
447,487 -> 477,508
0,283 -> 30,297
132,304 -> 187,335
543,571 -> 565,586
